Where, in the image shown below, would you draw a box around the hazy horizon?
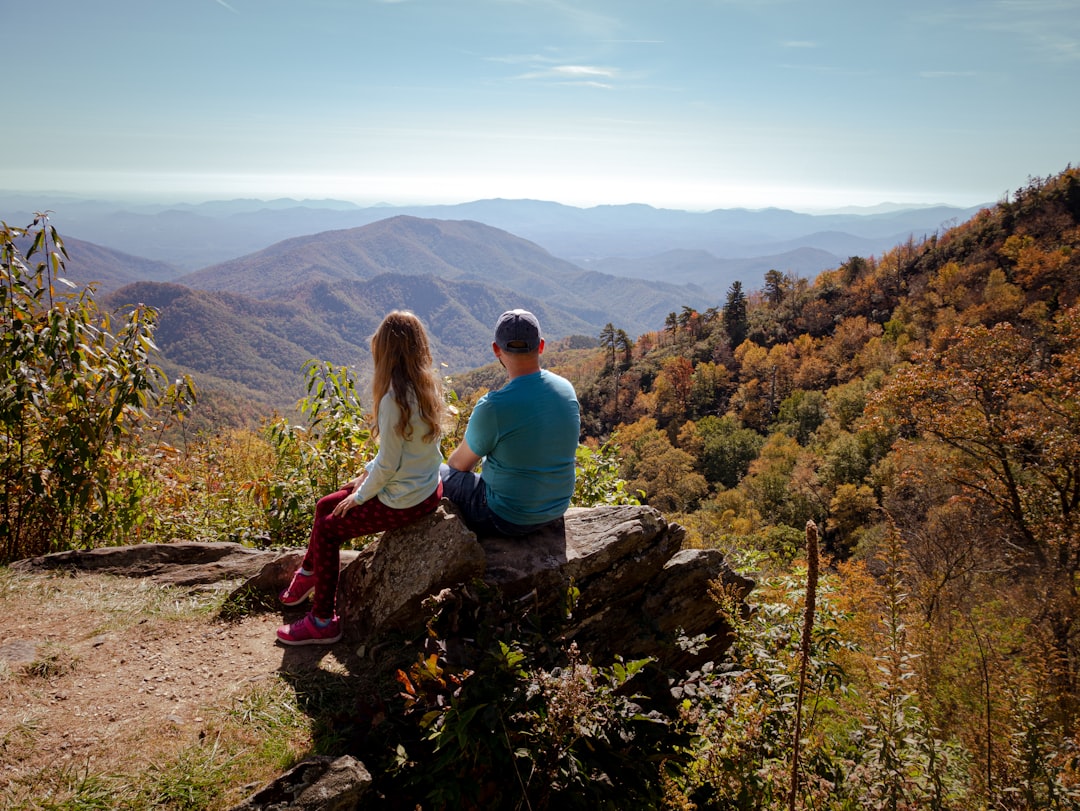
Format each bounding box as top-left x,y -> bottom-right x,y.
0,187 -> 991,218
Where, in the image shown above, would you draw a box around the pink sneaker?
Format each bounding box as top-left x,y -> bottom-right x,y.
276,613 -> 342,646
279,569 -> 316,606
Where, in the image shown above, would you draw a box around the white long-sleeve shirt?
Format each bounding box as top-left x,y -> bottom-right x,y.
352,391 -> 442,509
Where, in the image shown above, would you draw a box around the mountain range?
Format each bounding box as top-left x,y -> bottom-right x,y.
4,193 -> 988,418
2,192 -> 984,295
90,216 -> 712,413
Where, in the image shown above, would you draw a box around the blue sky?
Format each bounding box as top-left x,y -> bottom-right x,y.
3,0 -> 1078,211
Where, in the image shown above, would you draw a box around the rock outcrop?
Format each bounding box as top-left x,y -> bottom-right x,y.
11,541 -> 274,586
13,504 -> 754,811
307,502 -> 750,669
13,503 -> 753,670
336,505 -> 486,638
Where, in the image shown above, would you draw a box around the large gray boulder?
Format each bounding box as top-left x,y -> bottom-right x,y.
324,502 -> 750,668
336,505 -> 486,638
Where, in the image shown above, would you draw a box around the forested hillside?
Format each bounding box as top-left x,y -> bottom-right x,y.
176,215 -> 709,339
89,215 -> 718,416
546,165 -> 1080,801
101,274 -> 591,419
561,167 -> 1080,541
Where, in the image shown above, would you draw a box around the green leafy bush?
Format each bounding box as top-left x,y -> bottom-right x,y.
244,361 -> 372,546
573,441 -> 641,507
365,584 -> 688,810
0,216 -> 190,562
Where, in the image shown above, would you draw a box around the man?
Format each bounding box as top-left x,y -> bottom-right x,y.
441,309 -> 581,536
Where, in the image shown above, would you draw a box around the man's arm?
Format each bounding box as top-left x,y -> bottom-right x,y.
447,440 -> 482,472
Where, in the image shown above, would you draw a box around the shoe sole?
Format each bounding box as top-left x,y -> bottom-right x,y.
276,632 -> 343,646
279,586 -> 314,607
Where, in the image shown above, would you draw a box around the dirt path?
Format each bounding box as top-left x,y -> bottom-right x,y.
0,567 -> 355,807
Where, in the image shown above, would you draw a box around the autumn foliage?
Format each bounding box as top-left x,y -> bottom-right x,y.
563,166 -> 1080,805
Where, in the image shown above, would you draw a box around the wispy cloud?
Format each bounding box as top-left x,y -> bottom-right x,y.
529,0 -> 622,38
515,64 -> 620,88
782,40 -> 818,49
211,0 -> 239,12
480,0 -> 639,89
550,65 -> 618,79
990,2 -> 1080,63
486,52 -> 566,66
923,0 -> 1080,64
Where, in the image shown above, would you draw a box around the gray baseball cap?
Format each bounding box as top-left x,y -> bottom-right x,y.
494,309 -> 541,353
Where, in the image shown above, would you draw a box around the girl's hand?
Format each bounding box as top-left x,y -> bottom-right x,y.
332,497 -> 355,518
333,471 -> 368,517
343,470 -> 368,493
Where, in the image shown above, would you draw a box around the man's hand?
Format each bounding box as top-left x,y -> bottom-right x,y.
447,441 -> 482,473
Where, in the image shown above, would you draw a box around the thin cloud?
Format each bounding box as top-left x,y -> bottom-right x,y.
487,52 -> 567,65
551,65 -> 619,78
514,64 -> 621,88
211,0 -> 239,11
782,40 -> 818,48
924,0 -> 1080,64
531,0 -> 622,38
988,3 -> 1080,63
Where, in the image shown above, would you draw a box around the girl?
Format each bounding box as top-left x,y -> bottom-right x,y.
276,311 -> 446,645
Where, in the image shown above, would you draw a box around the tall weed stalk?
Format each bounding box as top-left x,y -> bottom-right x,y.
789,519 -> 819,810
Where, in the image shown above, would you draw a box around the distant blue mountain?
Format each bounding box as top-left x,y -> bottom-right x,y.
176,215 -> 711,341
0,193 -> 987,289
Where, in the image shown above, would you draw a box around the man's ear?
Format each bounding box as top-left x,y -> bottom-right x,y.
537,338 -> 546,354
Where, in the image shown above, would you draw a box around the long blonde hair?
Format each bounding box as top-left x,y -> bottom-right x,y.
370,310 -> 444,443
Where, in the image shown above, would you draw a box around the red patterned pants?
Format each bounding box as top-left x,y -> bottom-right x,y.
300,482 -> 442,619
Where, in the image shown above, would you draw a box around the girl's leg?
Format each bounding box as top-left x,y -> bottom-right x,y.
307,484 -> 443,619
306,489 -> 352,620
280,491 -> 346,607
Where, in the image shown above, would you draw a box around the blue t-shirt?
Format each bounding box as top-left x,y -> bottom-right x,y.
464,369 -> 580,526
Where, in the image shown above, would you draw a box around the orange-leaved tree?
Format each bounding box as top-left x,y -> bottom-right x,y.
867,307 -> 1080,725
